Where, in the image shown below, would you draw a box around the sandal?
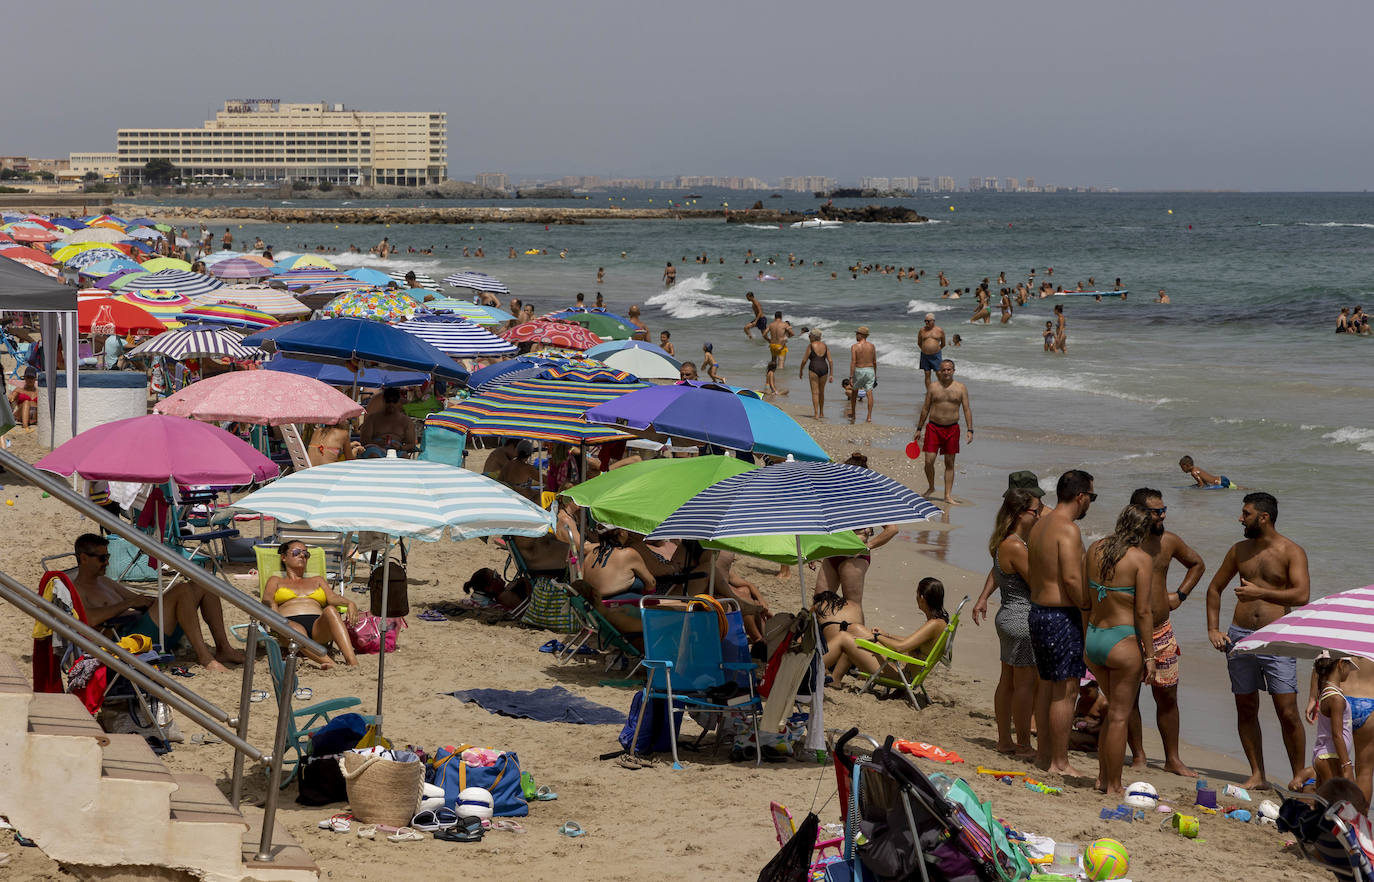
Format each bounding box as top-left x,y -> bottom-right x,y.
433,816 -> 485,843
490,819 -> 526,834
355,825 -> 376,840
538,639 -> 564,653
559,821 -> 585,838
294,686 -> 313,701
535,785 -> 558,801
418,609 -> 447,622
411,808 -> 459,832
386,827 -> 424,842
318,813 -> 353,833
616,754 -> 642,770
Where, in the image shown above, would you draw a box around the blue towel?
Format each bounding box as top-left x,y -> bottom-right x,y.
445,685 -> 625,725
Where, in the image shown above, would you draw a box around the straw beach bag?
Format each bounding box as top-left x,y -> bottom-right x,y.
339,753 -> 423,827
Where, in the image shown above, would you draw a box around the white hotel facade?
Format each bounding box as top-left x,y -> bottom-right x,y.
115,100 -> 446,185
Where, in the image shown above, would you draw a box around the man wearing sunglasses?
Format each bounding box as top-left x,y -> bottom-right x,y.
69,533 -> 243,672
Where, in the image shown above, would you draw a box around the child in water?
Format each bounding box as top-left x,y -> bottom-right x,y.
1043,321 -> 1055,352
1178,455 -> 1234,489
764,359 -> 786,396
701,343 -> 724,383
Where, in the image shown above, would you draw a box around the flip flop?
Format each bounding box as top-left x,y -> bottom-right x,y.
169,666 -> 196,678
535,785 -> 558,801
558,821 -> 585,838
490,819 -> 526,834
294,686 -> 313,701
616,754 -> 642,770
355,825 -> 376,840
317,813 -> 352,833
538,639 -> 564,653
417,610 -> 447,622
386,827 -> 424,842
411,808 -> 459,832
249,689 -> 268,703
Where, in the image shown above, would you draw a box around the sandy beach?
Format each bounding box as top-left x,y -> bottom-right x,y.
0,410 -> 1328,881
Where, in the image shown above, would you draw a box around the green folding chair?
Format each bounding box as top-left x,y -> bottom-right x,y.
853,596 -> 968,708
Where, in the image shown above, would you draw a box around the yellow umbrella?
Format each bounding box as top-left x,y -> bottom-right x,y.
141,257 -> 192,272
281,254 -> 336,270
51,242 -> 120,263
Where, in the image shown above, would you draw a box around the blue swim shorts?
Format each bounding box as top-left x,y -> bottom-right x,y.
1226,624 -> 1297,694
919,351 -> 943,372
1028,604 -> 1086,682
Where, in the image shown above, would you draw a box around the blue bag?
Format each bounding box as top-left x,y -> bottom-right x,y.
430,746 -> 528,817
618,690 -> 682,755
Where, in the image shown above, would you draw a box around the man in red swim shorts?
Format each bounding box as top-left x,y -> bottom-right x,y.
914,359 -> 973,503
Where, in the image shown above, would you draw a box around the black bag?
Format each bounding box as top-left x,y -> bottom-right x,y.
369,560 -> 409,617
618,690 -> 682,755
296,753 -> 348,805
757,810 -> 821,882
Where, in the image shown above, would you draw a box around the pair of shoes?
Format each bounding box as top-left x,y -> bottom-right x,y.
387,827 -> 424,842
616,754 -> 658,770
317,813 -> 352,833
411,807 -> 459,832
433,816 -> 485,843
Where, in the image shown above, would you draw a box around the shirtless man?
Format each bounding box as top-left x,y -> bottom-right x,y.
498,441 -> 540,500
914,360 -> 972,504
68,533 -> 243,672
764,311 -> 792,368
481,437 -> 520,477
1206,492 -> 1310,791
627,304 -> 649,340
1025,469 -> 1095,777
849,326 -> 878,422
743,292 -> 766,338
1156,289 -> 1170,304
1125,488 -> 1204,776
358,388 -> 418,457
916,313 -> 945,388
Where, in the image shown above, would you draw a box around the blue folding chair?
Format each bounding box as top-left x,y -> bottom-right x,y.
630,598 -> 762,768
3,333 -> 32,379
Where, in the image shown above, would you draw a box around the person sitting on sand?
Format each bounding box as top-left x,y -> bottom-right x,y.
1083,504 -> 1156,798
68,533 -> 244,672
263,540 -> 358,669
359,388 -> 418,457
582,529 -> 657,601
1178,454 -> 1234,489
8,366 -> 38,428
813,590 -> 872,650
511,530 -> 573,579
825,577 -> 949,683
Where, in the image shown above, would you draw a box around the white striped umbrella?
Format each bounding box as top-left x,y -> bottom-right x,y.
233,455 -> 554,735
397,316 -> 517,356
200,287 -> 310,317
127,324 -> 262,361
1233,585 -> 1374,661
390,271 -> 440,291
120,268 -> 225,298
443,271 -> 509,294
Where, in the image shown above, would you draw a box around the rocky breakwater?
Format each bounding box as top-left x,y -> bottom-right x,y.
725,204 -> 929,224
109,204 -> 735,225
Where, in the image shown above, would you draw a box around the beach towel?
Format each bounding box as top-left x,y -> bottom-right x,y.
445,685 -> 625,725
895,740 -> 965,764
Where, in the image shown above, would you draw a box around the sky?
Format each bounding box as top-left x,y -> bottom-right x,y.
4,1 -> 1373,190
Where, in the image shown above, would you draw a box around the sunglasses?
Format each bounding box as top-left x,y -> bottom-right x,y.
1084,492 -> 1098,502
286,548 -> 309,558
1148,506 -> 1168,515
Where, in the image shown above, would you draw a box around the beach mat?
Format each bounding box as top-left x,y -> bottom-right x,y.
446,685 -> 624,725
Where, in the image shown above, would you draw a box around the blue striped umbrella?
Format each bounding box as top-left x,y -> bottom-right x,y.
389,271 -> 441,292
120,269 -> 226,298
443,271 -> 509,294
426,378 -> 646,444
127,323 -> 262,361
397,316 -> 516,357
421,299 -> 514,324
305,280 -> 379,297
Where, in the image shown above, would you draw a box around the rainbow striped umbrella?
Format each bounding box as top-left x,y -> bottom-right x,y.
323,289 -> 420,323
177,302 -> 279,330
115,289 -> 192,329
199,286 -> 310,317
426,378 -> 645,444
305,279 -> 379,297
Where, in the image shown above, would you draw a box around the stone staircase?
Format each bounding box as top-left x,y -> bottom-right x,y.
0,653 -> 317,882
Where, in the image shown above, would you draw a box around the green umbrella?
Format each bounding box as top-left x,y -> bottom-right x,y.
565,455 -> 753,535
559,312 -> 634,340
154,223 -> 173,232
703,531 -> 868,564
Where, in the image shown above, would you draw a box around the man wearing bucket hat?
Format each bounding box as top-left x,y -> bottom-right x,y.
849,326 -> 878,423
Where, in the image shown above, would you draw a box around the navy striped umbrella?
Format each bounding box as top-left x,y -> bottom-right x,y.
396,316 -> 516,357
390,271 -> 441,292
127,324 -> 262,361
443,271 -> 509,294
120,269 -> 225,298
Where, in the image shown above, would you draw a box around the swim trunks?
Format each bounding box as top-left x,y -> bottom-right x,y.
768,342 -> 787,358
1218,476 -> 1233,488
852,367 -> 876,390
918,351 -> 943,372
755,315 -> 767,331
1027,603 -> 1085,682
119,613 -> 185,651
1226,624 -> 1297,694
1152,620 -> 1181,688
922,421 -> 960,456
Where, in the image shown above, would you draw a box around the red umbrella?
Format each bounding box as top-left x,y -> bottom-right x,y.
6,226 -> 59,243
500,319 -> 604,351
77,297 -> 167,335
0,232 -> 13,245
0,245 -> 57,264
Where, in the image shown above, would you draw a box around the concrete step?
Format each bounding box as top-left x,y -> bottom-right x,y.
0,651 -> 30,693
240,807 -> 321,881
27,691 -> 110,745
101,732 -> 175,784
169,773 -> 248,828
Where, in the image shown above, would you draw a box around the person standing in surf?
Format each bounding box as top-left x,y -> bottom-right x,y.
916,313 -> 945,388
764,311 -> 792,369
914,360 -> 972,504
662,262 -> 676,287
743,291 -> 766,338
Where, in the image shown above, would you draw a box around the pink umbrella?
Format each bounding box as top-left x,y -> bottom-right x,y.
155,370 -> 364,426
35,414 -> 279,484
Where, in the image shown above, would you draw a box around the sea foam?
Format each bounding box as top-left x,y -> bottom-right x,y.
1322,426 -> 1374,453
644,273 -> 737,319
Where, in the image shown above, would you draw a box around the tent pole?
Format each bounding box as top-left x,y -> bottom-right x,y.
800,533 -> 825,751
374,535 -> 392,737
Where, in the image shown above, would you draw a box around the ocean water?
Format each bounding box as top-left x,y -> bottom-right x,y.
138,190 -> 1374,760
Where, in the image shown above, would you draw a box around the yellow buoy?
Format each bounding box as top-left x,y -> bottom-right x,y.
1167,209 -> 1173,214
949,205 -> 955,211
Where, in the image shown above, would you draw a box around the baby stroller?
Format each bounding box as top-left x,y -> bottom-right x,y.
823,729 -> 1031,882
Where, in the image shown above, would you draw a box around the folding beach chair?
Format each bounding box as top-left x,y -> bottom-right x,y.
853,596 -> 968,708
1280,796 -> 1374,881
770,801 -> 843,864
561,589 -> 642,673
259,634 -> 370,786
3,331 -> 33,378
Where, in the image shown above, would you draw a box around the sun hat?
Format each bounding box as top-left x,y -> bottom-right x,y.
856,326 -> 870,336
1007,470 -> 1044,498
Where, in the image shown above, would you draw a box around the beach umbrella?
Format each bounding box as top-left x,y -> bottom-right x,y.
50,218 -> 88,231
124,218 -> 161,228
302,280 -> 378,298
584,383 -> 828,462
270,269 -> 347,286
566,456 -> 757,536
397,316 -> 517,357
0,244 -> 58,264
84,214 -> 128,227
464,356 -> 560,392
124,227 -> 166,242
426,379 -> 645,444
546,309 -> 635,340
128,324 -> 261,361
590,344 -> 682,380
421,299 -> 514,324
177,302 -> 279,330
35,413 -> 278,485
323,289 -> 420,323
200,286 -> 310,317
140,256 -> 193,273
81,257 -> 143,276
270,316 -> 468,382
155,369 -> 363,425
501,319 -> 603,351
584,339 -> 674,361
275,254 -> 337,271
57,226 -> 127,245
233,455 -> 554,735
389,271 -> 440,292
77,297 -> 166,335
207,256 -> 273,279
94,268 -> 147,289
52,242 -> 120,263
5,256 -> 62,278
4,226 -> 60,244
61,248 -> 128,270
16,216 -> 58,230
443,271 -> 508,294
344,268 -> 393,285
119,268 -> 225,297
114,289 -> 192,329
263,355 -> 429,389
1233,585 -> 1374,662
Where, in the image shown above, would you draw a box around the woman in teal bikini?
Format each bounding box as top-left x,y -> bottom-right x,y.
1082,505 -> 1157,798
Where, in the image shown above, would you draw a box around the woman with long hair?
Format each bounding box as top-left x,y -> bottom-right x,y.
972,488 -> 1044,756
826,578 -> 949,682
1083,504 -> 1156,797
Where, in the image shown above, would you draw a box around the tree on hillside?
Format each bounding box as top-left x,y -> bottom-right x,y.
143,158 -> 177,183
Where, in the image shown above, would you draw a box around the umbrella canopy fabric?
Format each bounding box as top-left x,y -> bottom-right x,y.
565,456 -> 756,536
127,324 -> 260,361
113,289 -> 192,329
77,297 -> 166,335
81,257 -> 142,276
234,457 -> 553,541
0,257 -> 78,311
323,289 -> 420,323
443,271 -> 509,294
178,302 -> 279,330
426,378 -> 645,444
271,270 -> 347,287
52,242 -> 120,262
263,355 -> 429,389
5,256 -> 62,278
397,317 -> 517,356
1233,585 -> 1374,661
421,299 -> 514,324
647,462 -> 942,541
140,257 -> 193,273
275,254 -> 337,271
60,247 -> 127,269
584,339 -> 675,361
1,243 -> 58,264
35,414 -> 278,485
208,256 -> 274,279
270,317 -> 468,382
203,286 -> 311,317
701,532 -> 870,565
584,384 -> 828,462
57,227 -> 127,245
501,319 -> 603,350
593,345 -> 683,379
5,226 -> 60,244
344,268 -> 393,285
304,279 -> 378,297
389,271 -> 440,292
155,369 -> 363,426
546,309 -> 635,340
120,268 -> 225,297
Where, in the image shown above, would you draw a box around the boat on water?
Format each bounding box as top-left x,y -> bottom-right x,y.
789,218 -> 844,229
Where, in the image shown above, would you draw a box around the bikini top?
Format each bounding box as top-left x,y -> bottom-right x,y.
274,585 -> 327,607
1089,579 -> 1134,602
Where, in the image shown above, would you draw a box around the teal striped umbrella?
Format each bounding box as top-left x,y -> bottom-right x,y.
426,378 -> 647,444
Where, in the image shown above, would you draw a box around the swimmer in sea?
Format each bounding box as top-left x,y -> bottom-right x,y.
1156,289 -> 1170,304
1178,455 -> 1235,489
1043,321 -> 1055,352
743,291 -> 766,338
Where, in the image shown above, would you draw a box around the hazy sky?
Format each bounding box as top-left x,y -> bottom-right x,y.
4,1 -> 1372,189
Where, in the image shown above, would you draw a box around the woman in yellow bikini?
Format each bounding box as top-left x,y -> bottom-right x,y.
263,540 -> 359,668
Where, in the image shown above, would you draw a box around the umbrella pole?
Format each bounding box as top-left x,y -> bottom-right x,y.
708,550 -> 717,597
374,536 -> 392,738
799,534 -> 825,751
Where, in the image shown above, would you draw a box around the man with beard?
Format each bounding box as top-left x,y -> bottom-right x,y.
1125,488 -> 1205,777
1206,492 -> 1310,790
1026,469 -> 1095,777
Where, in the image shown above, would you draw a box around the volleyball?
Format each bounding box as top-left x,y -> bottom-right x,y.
1083,838 -> 1129,880
456,787 -> 494,821
1124,781 -> 1158,809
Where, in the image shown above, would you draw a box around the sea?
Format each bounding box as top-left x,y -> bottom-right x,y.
134,189 -> 1374,763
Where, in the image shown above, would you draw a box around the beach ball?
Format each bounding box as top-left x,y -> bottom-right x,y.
1083,838 -> 1128,880
1124,781 -> 1158,810
456,786 -> 494,821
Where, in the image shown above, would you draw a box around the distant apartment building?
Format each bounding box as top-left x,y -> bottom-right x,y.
778,175 -> 837,192
0,156 -> 69,174
115,99 -> 447,185
888,177 -> 916,191
1004,177 -> 1019,192
967,177 -> 982,192
475,172 -> 510,191
66,152 -> 119,179
1024,176 -> 1035,190
860,177 -> 891,190
915,177 -> 934,192
982,176 -> 1000,191
936,176 -> 956,192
